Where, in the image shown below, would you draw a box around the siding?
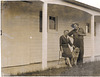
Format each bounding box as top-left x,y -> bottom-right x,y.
1,2 -> 42,67
95,22 -> 100,56
84,34 -> 92,57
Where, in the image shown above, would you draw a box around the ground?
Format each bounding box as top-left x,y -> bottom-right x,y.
13,61 -> 100,76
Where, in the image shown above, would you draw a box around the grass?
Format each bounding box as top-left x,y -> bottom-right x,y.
11,61 -> 100,76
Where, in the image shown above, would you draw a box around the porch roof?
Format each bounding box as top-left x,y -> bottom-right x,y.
64,0 -> 100,12
21,0 -> 100,13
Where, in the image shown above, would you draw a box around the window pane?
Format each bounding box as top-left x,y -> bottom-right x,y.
49,16 -> 56,30
86,23 -> 90,33
49,20 -> 55,29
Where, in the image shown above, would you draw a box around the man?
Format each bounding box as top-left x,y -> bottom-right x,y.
60,30 -> 74,67
68,23 -> 86,64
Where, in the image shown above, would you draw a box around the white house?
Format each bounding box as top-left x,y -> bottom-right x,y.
1,0 -> 100,75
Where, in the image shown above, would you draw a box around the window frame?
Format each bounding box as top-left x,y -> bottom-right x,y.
48,16 -> 58,32
39,11 -> 42,32
86,23 -> 90,34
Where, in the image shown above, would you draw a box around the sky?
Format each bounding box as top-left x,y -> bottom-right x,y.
76,0 -> 100,9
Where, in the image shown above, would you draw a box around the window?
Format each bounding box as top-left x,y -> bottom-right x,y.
86,23 -> 90,33
39,11 -> 42,32
49,16 -> 58,30
94,22 -> 96,36
86,22 -> 96,36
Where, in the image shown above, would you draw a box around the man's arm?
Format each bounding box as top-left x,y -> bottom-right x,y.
78,28 -> 86,36
78,33 -> 86,36
68,29 -> 74,36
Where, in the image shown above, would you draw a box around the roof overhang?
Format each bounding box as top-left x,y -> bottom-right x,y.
63,0 -> 100,13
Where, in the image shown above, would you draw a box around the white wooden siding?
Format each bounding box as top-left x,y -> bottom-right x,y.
95,22 -> 100,56
1,2 -> 42,67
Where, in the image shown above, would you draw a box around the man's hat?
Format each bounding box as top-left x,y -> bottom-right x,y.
71,23 -> 79,29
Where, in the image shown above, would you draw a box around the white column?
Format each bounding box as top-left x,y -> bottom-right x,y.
91,15 -> 95,61
42,2 -> 47,70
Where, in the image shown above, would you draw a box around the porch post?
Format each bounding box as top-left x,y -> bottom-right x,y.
91,15 -> 95,61
42,1 -> 47,69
